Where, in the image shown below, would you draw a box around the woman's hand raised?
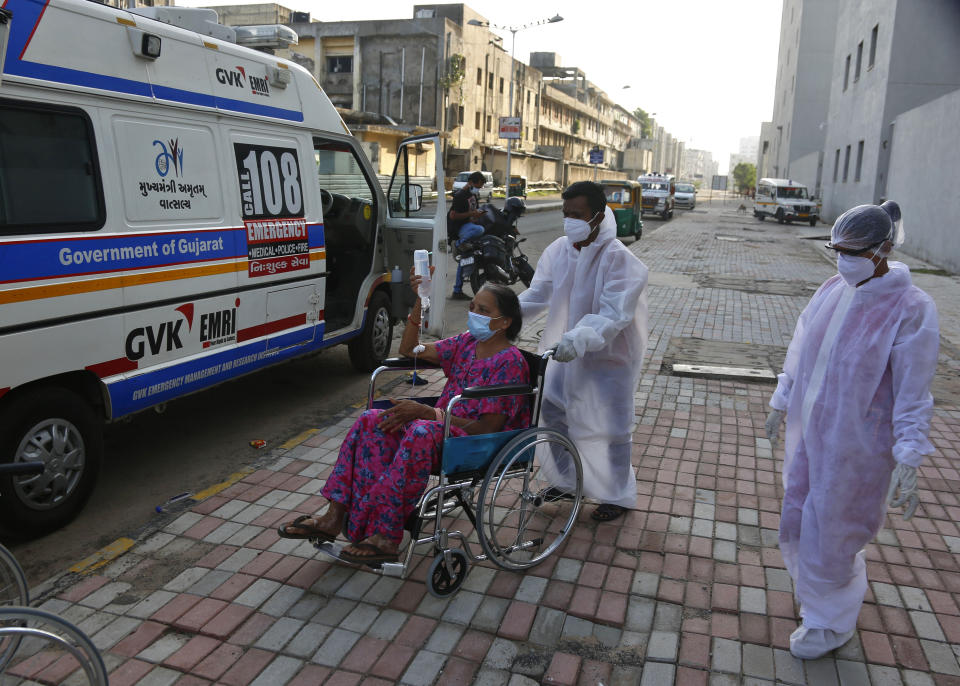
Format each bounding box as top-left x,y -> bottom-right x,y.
377,399 -> 433,433
409,265 -> 436,297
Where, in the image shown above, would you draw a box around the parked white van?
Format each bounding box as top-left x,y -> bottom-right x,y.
753,178 -> 819,226
0,0 -> 449,534
451,170 -> 494,201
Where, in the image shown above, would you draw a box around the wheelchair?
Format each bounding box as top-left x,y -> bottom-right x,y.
313,348 -> 584,597
0,465 -> 109,686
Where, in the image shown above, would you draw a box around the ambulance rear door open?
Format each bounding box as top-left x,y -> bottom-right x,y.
384,134 -> 448,337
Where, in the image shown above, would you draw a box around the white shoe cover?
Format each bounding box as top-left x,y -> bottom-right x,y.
789,625 -> 856,660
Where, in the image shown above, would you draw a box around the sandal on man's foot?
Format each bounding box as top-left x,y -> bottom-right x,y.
339,542 -> 399,566
591,503 -> 627,522
277,515 -> 336,541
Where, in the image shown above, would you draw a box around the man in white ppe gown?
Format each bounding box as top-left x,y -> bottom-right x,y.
766,200 -> 939,660
518,181 -> 648,521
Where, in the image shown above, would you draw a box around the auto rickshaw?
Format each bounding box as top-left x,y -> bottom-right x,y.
508,175 -> 527,197
601,179 -> 643,242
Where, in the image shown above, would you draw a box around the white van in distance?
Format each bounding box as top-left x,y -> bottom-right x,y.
753,178 -> 819,226
0,0 -> 449,535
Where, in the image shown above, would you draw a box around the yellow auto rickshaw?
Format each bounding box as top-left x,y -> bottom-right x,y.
601,179 -> 643,242
508,175 -> 527,197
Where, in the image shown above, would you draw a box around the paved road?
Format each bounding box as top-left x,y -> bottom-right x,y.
6,199 -> 668,585
13,200 -> 960,685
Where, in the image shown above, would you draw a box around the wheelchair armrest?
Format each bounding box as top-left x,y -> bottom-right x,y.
380,357 -> 443,370
460,383 -> 534,399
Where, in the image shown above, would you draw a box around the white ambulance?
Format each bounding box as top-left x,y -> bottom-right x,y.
753,178 -> 819,226
0,0 -> 449,535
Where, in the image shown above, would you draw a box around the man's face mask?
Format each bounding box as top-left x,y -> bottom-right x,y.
564,211 -> 599,243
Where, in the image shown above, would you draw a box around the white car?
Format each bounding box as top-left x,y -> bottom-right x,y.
452,171 -> 494,200
675,183 -> 697,209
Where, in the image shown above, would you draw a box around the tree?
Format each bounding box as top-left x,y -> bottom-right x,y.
732,162 -> 757,194
632,107 -> 653,138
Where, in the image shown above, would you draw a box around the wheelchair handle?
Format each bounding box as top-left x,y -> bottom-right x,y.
0,461 -> 45,476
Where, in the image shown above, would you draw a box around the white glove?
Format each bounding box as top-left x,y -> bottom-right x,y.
887,463 -> 919,521
765,409 -> 785,448
554,335 -> 577,363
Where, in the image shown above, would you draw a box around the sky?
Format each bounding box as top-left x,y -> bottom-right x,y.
183,0 -> 784,174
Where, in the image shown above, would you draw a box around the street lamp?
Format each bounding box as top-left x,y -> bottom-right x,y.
468,14 -> 563,199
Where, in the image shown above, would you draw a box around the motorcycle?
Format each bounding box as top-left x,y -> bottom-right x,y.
455,197 -> 535,295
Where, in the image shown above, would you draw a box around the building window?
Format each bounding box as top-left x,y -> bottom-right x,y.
855,41 -> 863,81
855,140 -> 864,181
869,24 -> 878,69
486,115 -> 491,132
499,77 -> 504,93
458,105 -> 464,125
488,73 -> 493,89
327,56 -> 353,73
843,144 -> 851,182
524,127 -> 528,140
844,55 -> 850,90
535,94 -> 539,109
475,111 -> 481,129
477,67 -> 482,86
833,148 -> 840,182
527,91 -> 531,105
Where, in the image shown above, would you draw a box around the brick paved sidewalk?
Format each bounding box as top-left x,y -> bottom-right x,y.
9,207 -> 960,685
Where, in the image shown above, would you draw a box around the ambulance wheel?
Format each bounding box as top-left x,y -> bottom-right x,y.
348,291 -> 394,372
426,549 -> 469,597
756,213 -> 765,221
0,387 -> 102,538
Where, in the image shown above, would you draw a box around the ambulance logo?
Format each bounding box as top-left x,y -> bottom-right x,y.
124,303 -> 238,361
215,65 -> 270,97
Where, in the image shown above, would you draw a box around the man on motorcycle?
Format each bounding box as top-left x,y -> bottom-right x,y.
518,181 -> 649,522
448,171 -> 487,301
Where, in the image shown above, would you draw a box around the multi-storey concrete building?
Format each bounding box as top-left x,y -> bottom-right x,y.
203,2 -> 679,188
757,121 -> 775,180
820,1 -> 960,220
768,0 -> 839,196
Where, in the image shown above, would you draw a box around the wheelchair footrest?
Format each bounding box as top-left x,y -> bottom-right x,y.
312,540 -> 405,577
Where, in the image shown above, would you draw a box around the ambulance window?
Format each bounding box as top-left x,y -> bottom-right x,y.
0,101 -> 104,234
387,138 -> 439,219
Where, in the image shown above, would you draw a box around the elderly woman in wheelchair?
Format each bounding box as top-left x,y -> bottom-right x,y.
277,279 -> 530,566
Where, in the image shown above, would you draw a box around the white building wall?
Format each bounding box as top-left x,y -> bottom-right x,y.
770,0 -> 838,178
886,89 -> 960,273
787,151 -> 820,197
821,0 -> 960,221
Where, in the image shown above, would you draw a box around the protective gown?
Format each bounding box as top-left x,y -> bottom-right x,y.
518,207 -> 649,507
770,262 -> 939,632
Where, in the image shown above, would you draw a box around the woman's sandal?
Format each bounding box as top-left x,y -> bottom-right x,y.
339,542 -> 399,566
591,503 -> 627,522
277,515 -> 336,541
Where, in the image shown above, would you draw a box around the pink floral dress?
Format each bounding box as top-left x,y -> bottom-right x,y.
321,333 -> 531,544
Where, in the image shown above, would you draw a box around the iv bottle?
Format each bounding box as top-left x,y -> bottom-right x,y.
413,250 -> 430,309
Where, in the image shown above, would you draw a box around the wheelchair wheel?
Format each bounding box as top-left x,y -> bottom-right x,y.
0,608 -> 108,685
426,549 -> 469,598
476,428 -> 582,571
0,544 -> 28,671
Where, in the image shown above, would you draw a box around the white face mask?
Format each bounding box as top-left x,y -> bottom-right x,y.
837,253 -> 877,286
563,211 -> 599,243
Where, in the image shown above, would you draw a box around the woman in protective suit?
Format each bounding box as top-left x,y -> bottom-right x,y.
766,200 -> 939,660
